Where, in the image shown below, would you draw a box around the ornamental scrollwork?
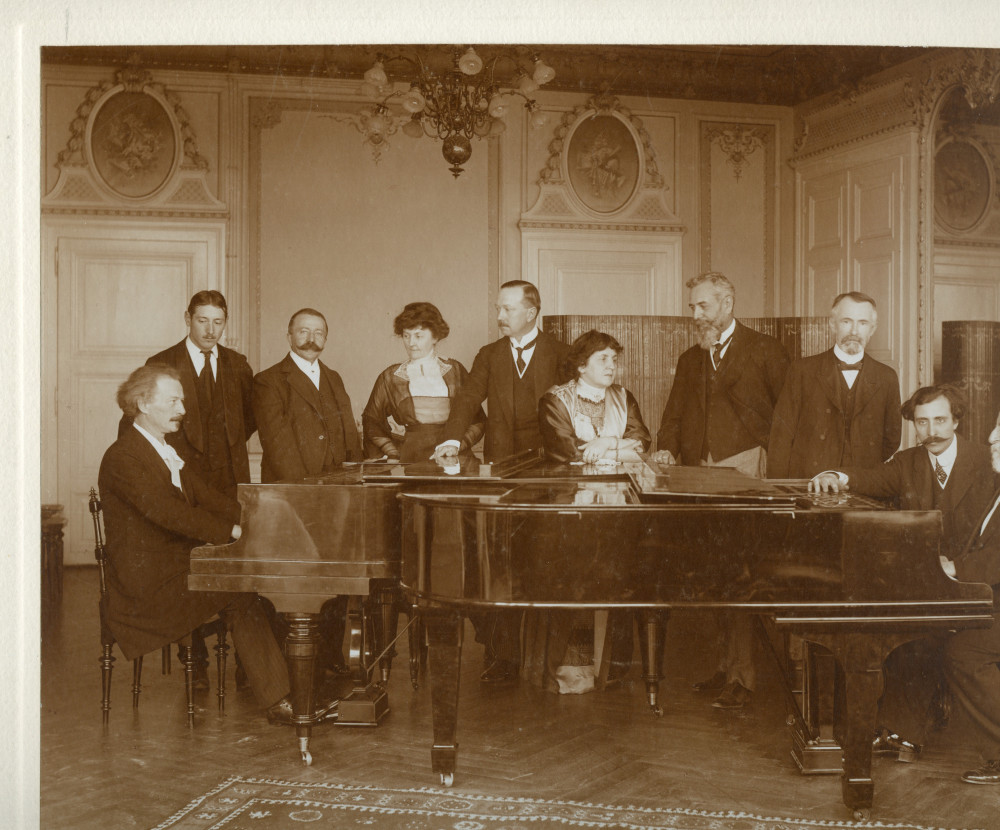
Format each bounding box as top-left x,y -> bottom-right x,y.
704,124 -> 770,182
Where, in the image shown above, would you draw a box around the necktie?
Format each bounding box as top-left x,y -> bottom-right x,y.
711,335 -> 731,371
836,360 -> 862,372
200,349 -> 215,403
514,337 -> 536,374
934,458 -> 947,487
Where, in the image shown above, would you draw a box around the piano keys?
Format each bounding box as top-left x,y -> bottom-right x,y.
400,460 -> 995,819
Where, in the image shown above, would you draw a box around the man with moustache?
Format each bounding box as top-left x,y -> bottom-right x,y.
433,280 -> 570,683
121,290 -> 257,687
811,385 -> 996,766
768,292 -> 901,479
253,308 -> 363,674
654,271 -> 790,709
99,364 -> 336,726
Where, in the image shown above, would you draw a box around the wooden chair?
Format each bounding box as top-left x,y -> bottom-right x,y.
89,488 -> 229,725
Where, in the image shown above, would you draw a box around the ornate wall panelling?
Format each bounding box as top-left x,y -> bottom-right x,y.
519,91 -> 684,317
699,121 -> 777,316
42,55 -> 226,217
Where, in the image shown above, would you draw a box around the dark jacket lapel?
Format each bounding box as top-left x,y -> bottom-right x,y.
711,321 -> 746,391
282,354 -> 322,412
817,349 -> 843,412
494,337 -> 515,429
907,446 -> 936,511
852,354 -> 879,415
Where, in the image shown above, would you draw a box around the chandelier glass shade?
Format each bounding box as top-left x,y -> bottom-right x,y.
359,47 -> 555,177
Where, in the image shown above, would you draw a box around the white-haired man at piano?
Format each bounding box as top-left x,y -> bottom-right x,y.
99,364 -> 336,726
812,387 -> 999,783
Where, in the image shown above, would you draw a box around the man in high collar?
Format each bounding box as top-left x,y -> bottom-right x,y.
654,271 -> 790,709
99,364 -> 335,726
122,290 -> 256,499
768,292 -> 901,479
253,308 -> 363,675
811,385 -> 997,768
433,280 -> 570,683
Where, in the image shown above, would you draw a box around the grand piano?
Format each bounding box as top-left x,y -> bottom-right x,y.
189,455 -> 994,819
399,458 -> 994,820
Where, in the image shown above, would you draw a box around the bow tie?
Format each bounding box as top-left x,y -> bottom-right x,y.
162,445 -> 185,489
836,360 -> 862,372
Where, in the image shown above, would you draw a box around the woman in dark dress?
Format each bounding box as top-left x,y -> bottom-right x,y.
363,302 -> 484,462
525,330 -> 651,693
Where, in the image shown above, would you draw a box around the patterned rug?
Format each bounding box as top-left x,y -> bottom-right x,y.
152,775 -> 976,830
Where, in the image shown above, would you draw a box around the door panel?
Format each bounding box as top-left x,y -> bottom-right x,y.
49,221 -> 224,565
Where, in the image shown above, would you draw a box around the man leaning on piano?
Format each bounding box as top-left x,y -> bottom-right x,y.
812,389 -> 1000,786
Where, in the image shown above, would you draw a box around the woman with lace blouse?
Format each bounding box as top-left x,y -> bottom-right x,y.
362,302 -> 485,462
524,329 -> 651,694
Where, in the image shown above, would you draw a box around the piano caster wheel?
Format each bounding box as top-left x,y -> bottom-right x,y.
440,772 -> 454,787
853,809 -> 871,822
650,704 -> 664,717
301,749 -> 312,766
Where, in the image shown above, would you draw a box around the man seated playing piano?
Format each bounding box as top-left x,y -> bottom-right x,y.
99,365 -> 336,726
526,330 -> 651,693
811,385 -> 999,783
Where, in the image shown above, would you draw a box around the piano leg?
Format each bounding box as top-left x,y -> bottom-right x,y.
424,608 -> 463,787
284,612 -> 319,765
637,609 -> 668,716
802,630 -> 911,820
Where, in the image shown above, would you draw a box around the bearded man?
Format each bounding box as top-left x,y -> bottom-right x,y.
654,271 -> 789,709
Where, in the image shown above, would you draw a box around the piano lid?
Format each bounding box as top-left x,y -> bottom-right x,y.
359,450 -> 626,484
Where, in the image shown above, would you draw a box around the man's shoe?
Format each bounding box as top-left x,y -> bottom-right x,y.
872,730 -> 921,762
266,695 -> 339,726
692,670 -> 727,694
712,681 -> 752,709
961,759 -> 1000,784
480,659 -> 518,684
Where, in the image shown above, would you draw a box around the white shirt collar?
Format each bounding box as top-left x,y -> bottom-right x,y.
509,326 -> 539,348
716,319 -> 736,345
185,337 -> 218,370
133,423 -> 185,488
928,435 -> 958,478
288,350 -> 321,388
833,344 -> 864,365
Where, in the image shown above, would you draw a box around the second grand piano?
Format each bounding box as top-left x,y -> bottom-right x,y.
400,460 -> 994,819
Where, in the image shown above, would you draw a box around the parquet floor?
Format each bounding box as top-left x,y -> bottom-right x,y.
41,568 -> 998,829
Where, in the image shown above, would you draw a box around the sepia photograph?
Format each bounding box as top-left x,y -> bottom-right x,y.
12,3 -> 1000,829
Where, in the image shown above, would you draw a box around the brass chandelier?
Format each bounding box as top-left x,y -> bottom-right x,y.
359,47 -> 555,177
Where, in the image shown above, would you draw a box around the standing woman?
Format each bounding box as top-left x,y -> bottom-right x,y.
363,302 -> 485,462
526,329 -> 651,693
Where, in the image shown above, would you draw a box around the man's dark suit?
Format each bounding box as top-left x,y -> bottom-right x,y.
440,329 -> 569,462
842,436 -> 995,559
253,353 -> 362,670
768,349 -> 901,479
656,321 -> 789,464
120,340 -> 256,493
948,486 -> 1000,760
841,437 -> 997,746
439,328 -> 568,669
253,354 -> 362,483
98,426 -> 289,707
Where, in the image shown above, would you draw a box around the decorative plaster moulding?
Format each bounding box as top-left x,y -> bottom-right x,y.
43,55 -> 226,217
520,91 -> 681,233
